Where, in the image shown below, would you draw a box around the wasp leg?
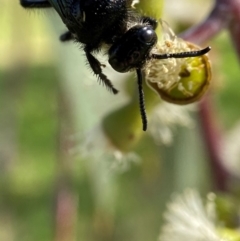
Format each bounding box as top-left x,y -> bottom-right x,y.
84,47 -> 119,94
60,31 -> 74,42
20,0 -> 51,8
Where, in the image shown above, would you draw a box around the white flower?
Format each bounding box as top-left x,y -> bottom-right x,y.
145,20 -> 210,105
159,189 -> 227,241
146,20 -> 195,93
69,124 -> 141,173
149,102 -> 195,145
70,101 -> 195,166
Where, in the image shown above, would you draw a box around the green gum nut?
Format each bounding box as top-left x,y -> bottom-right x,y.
134,0 -> 163,18
134,0 -> 163,36
218,228 -> 240,241
147,43 -> 212,105
102,79 -> 159,152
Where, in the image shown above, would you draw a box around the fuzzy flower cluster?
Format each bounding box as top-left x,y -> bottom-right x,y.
70,125 -> 141,172
146,20 -> 206,98
159,189 -> 229,241
149,102 -> 195,145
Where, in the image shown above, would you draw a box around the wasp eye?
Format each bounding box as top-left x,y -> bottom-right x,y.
109,56 -> 128,73
139,27 -> 156,44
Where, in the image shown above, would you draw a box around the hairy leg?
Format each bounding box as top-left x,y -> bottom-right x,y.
20,0 -> 51,8
84,46 -> 118,94
60,31 -> 74,42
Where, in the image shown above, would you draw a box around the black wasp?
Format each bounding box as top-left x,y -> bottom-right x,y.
20,0 -> 211,131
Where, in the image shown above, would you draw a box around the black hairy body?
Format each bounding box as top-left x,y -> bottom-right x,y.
20,0 -> 210,131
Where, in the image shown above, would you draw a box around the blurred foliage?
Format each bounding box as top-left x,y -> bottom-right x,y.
0,0 -> 240,241
213,32 -> 240,129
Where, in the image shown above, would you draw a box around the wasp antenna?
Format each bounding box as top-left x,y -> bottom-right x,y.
152,46 -> 211,60
196,46 -> 211,55
136,69 -> 147,131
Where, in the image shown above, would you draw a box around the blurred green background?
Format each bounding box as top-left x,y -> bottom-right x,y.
1,0 -> 240,241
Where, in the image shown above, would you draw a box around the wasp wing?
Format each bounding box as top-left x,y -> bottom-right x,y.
49,0 -> 83,28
